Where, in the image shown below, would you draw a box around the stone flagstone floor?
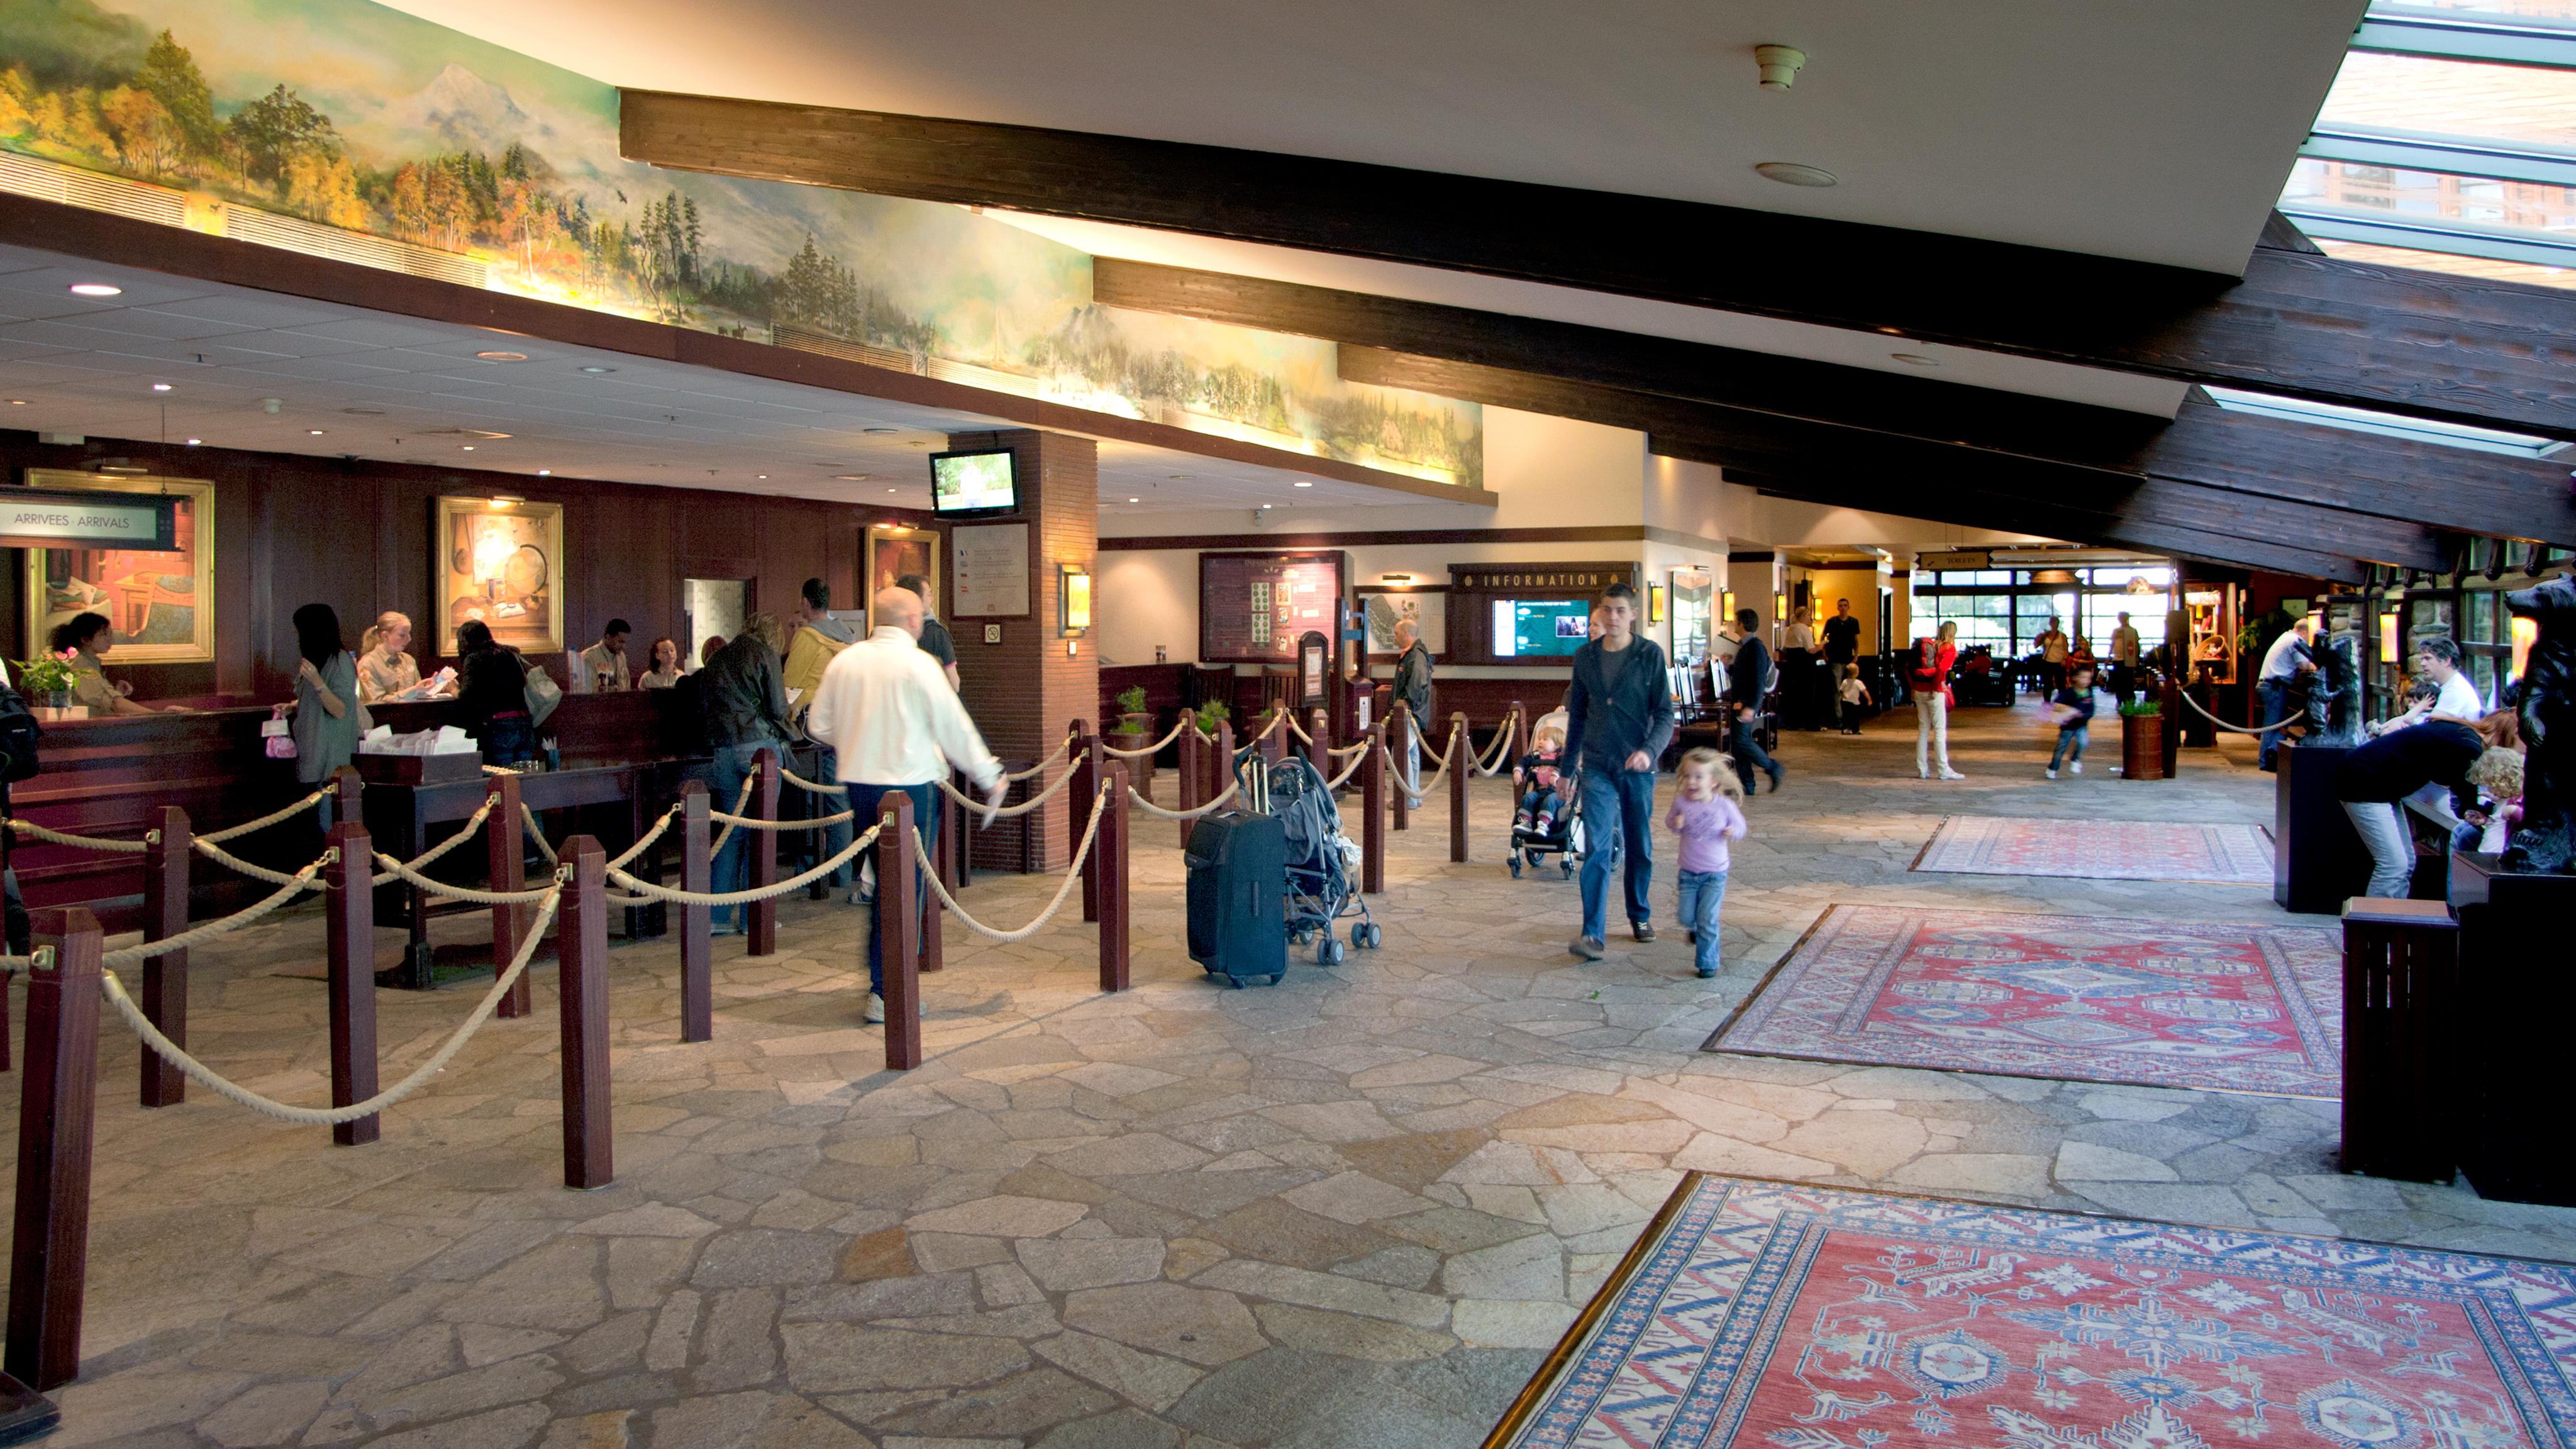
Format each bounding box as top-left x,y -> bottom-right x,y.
7,702 -> 2572,1448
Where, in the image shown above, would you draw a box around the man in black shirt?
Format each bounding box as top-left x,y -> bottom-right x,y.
1726,609 -> 1785,794
1823,598 -> 1862,670
899,574 -> 960,692
1562,583 -> 1673,958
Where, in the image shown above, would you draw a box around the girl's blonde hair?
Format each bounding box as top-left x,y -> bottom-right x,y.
360,609 -> 411,657
2468,746 -> 2524,799
1677,747 -> 1746,802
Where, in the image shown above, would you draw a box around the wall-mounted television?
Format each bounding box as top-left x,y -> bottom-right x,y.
1491,599 -> 1592,658
928,448 -> 1020,516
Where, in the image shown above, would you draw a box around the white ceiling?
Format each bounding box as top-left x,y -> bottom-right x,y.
379,0 -> 2362,275
0,243 -> 1452,517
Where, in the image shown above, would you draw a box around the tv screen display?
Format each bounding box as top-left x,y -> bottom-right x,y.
1491,599 -> 1591,658
929,448 -> 1019,514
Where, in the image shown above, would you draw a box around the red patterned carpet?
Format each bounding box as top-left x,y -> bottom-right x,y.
1707,907 -> 2343,1097
1492,1175 -> 2576,1449
1913,815 -> 2275,885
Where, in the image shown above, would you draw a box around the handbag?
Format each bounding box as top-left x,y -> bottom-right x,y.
524,658 -> 564,727
263,706 -> 296,760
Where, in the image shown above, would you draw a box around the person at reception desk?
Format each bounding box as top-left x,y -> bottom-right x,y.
640,637 -> 684,689
50,612 -> 180,716
287,603 -> 365,835
455,619 -> 536,768
579,619 -> 632,693
357,610 -> 451,704
701,613 -> 794,934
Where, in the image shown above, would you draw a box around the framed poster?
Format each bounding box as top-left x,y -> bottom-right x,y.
864,526 -> 940,626
436,496 -> 564,654
1200,550 -> 1345,665
23,470 -> 215,664
1357,586 -> 1446,662
951,521 -> 1031,618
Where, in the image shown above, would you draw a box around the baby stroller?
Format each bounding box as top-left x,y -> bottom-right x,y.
1236,750 -> 1380,965
1506,708 -> 1591,880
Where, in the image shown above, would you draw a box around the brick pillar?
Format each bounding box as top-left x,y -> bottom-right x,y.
948,428 -> 1097,872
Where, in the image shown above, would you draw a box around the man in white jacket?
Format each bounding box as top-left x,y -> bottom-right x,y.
808,587 -> 1008,1024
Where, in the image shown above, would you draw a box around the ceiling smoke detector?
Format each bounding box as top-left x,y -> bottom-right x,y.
1755,45 -> 1807,91
1754,162 -> 1836,187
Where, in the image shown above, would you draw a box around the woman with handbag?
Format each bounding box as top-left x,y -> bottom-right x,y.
456,619 -> 538,768
279,604 -> 369,846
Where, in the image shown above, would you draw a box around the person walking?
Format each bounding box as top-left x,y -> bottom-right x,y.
784,579 -> 863,896
1562,583 -> 1674,960
1725,608 -> 1785,794
1837,663 -> 1871,734
1913,621 -> 1965,779
2033,616 -> 2069,699
898,574 -> 961,692
699,614 -> 794,935
2046,662 -> 2098,778
1664,747 -> 1746,979
2255,618 -> 2318,772
2109,611 -> 2142,700
808,586 -> 1008,1026
1391,617 -> 1433,804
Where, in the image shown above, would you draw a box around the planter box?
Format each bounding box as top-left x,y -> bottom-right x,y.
2120,714 -> 2166,780
30,705 -> 89,722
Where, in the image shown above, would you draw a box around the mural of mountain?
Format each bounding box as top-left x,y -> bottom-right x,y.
377,62 -> 538,155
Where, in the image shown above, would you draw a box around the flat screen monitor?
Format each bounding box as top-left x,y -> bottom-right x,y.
1491,599 -> 1591,658
928,448 -> 1020,515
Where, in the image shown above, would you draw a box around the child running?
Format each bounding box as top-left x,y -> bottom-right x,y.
1664,747 -> 1748,979
1836,663 -> 1870,735
2046,662 -> 2098,778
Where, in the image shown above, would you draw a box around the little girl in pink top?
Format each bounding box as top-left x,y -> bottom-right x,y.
1665,747 -> 1748,979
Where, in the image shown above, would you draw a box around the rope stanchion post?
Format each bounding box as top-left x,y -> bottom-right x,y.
1389,702 -> 1413,832
325,821 -> 380,1147
1309,706 -> 1331,781
1260,706 -> 1283,765
331,764 -> 363,833
1362,721 -> 1387,895
486,772 -> 533,1020
1176,726 -> 1202,850
1508,699 -> 1528,772
9,909 -> 101,1392
679,782 -> 712,1045
750,748 -> 781,957
1450,712 -> 1471,864
559,837 -> 613,1190
1073,719 -> 1100,923
1099,763 -> 1131,992
1213,718 -> 1235,808
139,805 -> 191,1108
879,792 -> 922,1071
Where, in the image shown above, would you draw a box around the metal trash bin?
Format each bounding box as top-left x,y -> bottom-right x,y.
2339,896 -> 2458,1182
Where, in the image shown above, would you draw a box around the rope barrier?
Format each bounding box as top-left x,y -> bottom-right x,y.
781,768 -> 845,797
706,774 -> 760,855
933,759 -> 1079,818
709,808 -> 857,830
97,886 -> 565,1127
192,836 -> 331,891
1004,732 -> 1077,781
1326,739 -> 1370,758
1100,719 -> 1190,759
197,787 -> 334,844
606,806 -> 681,871
6,819 -> 152,853
102,855 -> 333,965
1283,711 -> 1313,745
0,947 -> 48,974
520,803 -> 558,865
370,852 -> 562,904
1393,720 -> 1465,805
606,825 -> 880,907
1324,747 -> 1371,791
1125,779 -> 1242,821
912,783 -> 1112,943
1244,710 -> 1285,745
2177,689 -> 2320,735
1472,713 -> 1521,777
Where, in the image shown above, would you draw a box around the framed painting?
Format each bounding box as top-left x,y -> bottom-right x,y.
436,496 -> 565,655
865,526 -> 941,626
1357,586 -> 1447,662
23,469 -> 216,665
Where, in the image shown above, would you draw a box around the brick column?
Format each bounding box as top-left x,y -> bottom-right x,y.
948,428 -> 1097,871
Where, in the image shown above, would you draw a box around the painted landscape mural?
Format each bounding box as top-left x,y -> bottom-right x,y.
0,0 -> 1480,485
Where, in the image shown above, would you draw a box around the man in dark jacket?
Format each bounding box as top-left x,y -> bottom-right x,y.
1391,618 -> 1433,803
1562,583 -> 1674,959
701,613 -> 794,932
1727,609 -> 1785,794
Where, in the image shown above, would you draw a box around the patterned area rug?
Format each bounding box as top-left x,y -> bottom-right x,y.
1491,1174 -> 2576,1449
1913,816 -> 2275,885
1708,907 -> 2343,1097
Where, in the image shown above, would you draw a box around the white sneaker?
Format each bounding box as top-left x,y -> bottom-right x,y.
1919,768 -> 1932,780
865,992 -> 886,1025
1940,768 -> 1967,780
2070,762 -> 2083,775
2045,768 -> 2058,780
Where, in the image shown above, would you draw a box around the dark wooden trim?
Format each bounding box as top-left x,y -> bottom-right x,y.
2260,210 -> 2324,255
1104,523 -> 1727,553
620,89 -> 2576,438
0,193 -> 1485,508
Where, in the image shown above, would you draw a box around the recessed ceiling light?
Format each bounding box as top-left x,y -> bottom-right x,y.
886,487 -> 897,494
475,350 -> 528,362
1128,497 -> 1140,504
185,438 -> 201,446
537,469 -> 551,476
1875,326 -> 1904,336
68,283 -> 121,297
308,428 -> 325,435
579,365 -> 615,374
835,473 -> 870,481
150,382 -> 172,392
1292,480 -> 1313,488
1753,161 -> 1837,187
1258,502 -> 1273,509
1169,474 -> 1194,480
461,445 -> 474,451
757,474 -> 768,479
862,427 -> 898,435
1890,352 -> 1940,367
7,399 -> 25,406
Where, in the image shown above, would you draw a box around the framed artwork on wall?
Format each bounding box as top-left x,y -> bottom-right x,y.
865,525 -> 941,625
1199,550 -> 1346,665
23,469 -> 216,665
1357,586 -> 1447,662
436,496 -> 565,655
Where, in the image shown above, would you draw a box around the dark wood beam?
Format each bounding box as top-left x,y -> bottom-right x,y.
620,87 -> 2576,439
1102,261 -> 2575,545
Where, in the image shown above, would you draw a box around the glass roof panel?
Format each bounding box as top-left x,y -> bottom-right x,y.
2317,52 -> 2576,149
2314,235 -> 2576,288
2368,0 -> 2576,19
2204,385 -> 2571,457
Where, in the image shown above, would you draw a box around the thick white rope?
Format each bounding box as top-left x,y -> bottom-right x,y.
371,852 -> 560,904
7,819 -> 152,853
103,856 -> 331,965
98,886 -> 564,1126
1389,720 -> 1466,805
710,808 -> 857,830
1100,719 -> 1190,758
1004,733 -> 1076,780
1125,779 -> 1242,820
520,802 -> 560,865
1324,747 -> 1371,791
1471,711 -> 1523,777
2177,688 -> 2320,735
934,758 -> 1080,818
197,787 -> 335,843
365,796 -> 502,887
608,806 -> 682,870
1282,711 -> 1314,745
193,836 -> 332,891
1244,709 -> 1285,744
912,786 -> 1109,943
607,824 -> 880,906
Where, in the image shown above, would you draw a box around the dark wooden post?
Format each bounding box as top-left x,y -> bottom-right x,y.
948,769 -> 972,892
1072,719 -> 1099,923
486,772 -> 531,1020
1176,724 -> 1202,850
1362,721 -> 1387,895
138,805 -> 190,1108
749,748 -> 781,956
879,792 -> 922,1071
1507,699 -> 1528,771
1213,719 -> 1236,809
679,781 -> 711,1045
1450,712 -> 1472,864
1389,702 -> 1413,832
8,908 -> 101,1392
1099,763 -> 1130,992
324,820 -> 379,1147
558,836 -> 612,1190
331,765 -> 363,833
1309,707 -> 1331,782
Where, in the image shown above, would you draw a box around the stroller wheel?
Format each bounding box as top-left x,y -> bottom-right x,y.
1356,923 -> 1382,949
1560,858 -> 1575,879
1318,936 -> 1345,966
1508,856 -> 1521,878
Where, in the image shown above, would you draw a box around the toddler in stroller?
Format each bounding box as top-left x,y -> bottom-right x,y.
1508,713 -> 1588,879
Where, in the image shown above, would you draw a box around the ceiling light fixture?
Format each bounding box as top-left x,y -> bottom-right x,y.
1258,502 -> 1272,509
862,427 -> 898,435
579,365 -> 614,374
308,428 -> 325,435
835,473 -> 870,481
68,283 -> 121,297
475,350 -> 528,362
1292,480 -> 1313,487
1754,44 -> 1807,91
1169,474 -> 1194,480
461,445 -> 474,451
1890,352 -> 1940,367
186,438 -> 201,446
886,487 -> 897,493
537,469 -> 551,476
1127,497 -> 1140,504
1753,161 -> 1836,187
757,474 -> 768,479
150,382 -> 172,392
7,399 -> 25,406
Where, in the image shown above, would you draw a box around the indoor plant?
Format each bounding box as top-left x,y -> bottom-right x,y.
1115,685 -> 1150,733
1107,684 -> 1152,787
17,652 -> 79,719
1195,699 -> 1231,735
2118,697 -> 2165,780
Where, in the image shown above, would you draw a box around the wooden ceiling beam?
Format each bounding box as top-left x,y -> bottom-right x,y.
621,87 -> 2576,438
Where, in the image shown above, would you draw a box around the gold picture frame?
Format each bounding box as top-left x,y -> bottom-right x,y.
435,496 -> 565,655
23,469 -> 216,665
864,525 -> 940,627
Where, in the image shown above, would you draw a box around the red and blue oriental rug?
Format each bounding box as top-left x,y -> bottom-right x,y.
1489,1174 -> 2576,1449
1708,907 -> 2342,1098
1913,816 -> 2275,886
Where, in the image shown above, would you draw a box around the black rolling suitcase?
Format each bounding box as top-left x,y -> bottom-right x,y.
1186,810 -> 1288,987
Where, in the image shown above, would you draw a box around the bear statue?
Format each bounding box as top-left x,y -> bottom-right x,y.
2300,629 -> 2366,749
2502,574 -> 2576,875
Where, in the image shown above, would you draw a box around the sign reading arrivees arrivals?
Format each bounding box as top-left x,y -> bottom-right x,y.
0,487 -> 180,550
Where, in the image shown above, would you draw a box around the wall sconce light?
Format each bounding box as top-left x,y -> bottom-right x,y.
1382,572 -> 1414,584
2380,611 -> 2401,664
1058,564 -> 1092,638
2511,614 -> 2537,679
1774,592 -> 1789,625
1721,589 -> 1736,619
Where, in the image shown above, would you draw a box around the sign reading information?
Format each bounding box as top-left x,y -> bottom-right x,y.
0,487 -> 180,550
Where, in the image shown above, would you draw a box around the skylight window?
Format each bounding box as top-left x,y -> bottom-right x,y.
2204,385 -> 2573,458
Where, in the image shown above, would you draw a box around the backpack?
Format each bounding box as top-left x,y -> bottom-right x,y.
1910,637 -> 1943,687
0,686 -> 39,786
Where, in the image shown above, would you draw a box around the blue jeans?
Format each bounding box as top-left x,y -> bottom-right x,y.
808,746 -> 855,889
2050,724 -> 2087,770
2342,799 -> 2414,899
848,782 -> 938,997
710,741 -> 771,932
1730,713 -> 1780,791
1577,767 -> 1656,942
1679,869 -> 1727,977
2257,679 -> 2289,767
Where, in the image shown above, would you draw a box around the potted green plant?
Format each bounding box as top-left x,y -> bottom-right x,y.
1115,685 -> 1151,733
17,653 -> 80,720
2118,697 -> 2165,780
1106,684 -> 1152,787
1196,699 -> 1231,735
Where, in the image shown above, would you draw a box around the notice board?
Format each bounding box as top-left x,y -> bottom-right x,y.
951,522 -> 1031,618
1199,550 -> 1345,665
